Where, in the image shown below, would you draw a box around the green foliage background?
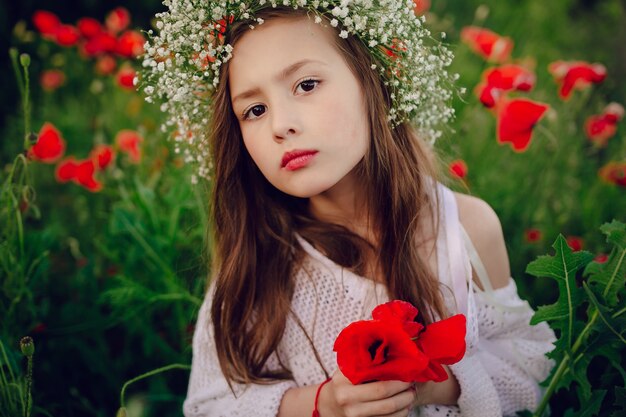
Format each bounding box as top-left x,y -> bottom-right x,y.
1,0 -> 625,416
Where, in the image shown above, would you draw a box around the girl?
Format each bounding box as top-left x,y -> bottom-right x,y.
141,2 -> 556,416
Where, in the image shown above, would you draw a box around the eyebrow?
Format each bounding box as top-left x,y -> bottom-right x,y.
231,59 -> 326,105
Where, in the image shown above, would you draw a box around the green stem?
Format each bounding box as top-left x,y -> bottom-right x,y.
9,49 -> 25,99
119,364 -> 191,407
533,309 -> 600,417
612,305 -> 626,319
22,57 -> 31,145
533,354 -> 570,417
603,248 -> 626,298
24,355 -> 33,417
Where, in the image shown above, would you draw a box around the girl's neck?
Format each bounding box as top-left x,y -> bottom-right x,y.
308,171 -> 377,245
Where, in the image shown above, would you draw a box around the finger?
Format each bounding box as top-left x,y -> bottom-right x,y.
351,380 -> 413,402
347,388 -> 416,416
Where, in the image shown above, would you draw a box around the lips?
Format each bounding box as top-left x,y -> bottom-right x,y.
281,149 -> 318,168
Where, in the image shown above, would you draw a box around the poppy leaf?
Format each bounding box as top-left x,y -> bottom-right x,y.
584,220 -> 626,307
526,235 -> 595,351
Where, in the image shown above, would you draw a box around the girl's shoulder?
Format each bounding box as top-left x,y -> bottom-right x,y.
451,190 -> 511,290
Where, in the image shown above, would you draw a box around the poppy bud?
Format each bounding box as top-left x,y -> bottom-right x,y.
27,132 -> 38,145
20,336 -> 35,357
20,53 -> 31,67
116,407 -> 127,417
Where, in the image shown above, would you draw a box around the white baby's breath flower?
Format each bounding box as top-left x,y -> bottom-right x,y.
140,0 -> 458,182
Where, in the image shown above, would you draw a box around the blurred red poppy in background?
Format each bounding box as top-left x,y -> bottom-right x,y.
40,69 -> 66,92
28,123 -> 66,163
90,144 -> 116,170
461,26 -> 513,63
599,162 -> 626,187
32,10 -> 61,38
115,130 -> 143,163
496,99 -> 549,152
525,228 -> 542,243
449,160 -> 468,179
566,236 -> 584,252
584,103 -> 623,147
106,7 -> 131,34
476,64 -> 535,108
548,61 -> 606,100
77,17 -> 103,39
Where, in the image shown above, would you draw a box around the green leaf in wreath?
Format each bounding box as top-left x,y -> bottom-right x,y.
584,220 -> 626,307
527,234 -> 595,350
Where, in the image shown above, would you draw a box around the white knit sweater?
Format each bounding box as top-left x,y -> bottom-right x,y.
183,183 -> 556,417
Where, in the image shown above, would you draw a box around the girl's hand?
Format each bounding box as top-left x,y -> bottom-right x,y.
317,369 -> 418,417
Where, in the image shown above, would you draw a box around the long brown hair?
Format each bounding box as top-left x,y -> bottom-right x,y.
209,7 -> 448,386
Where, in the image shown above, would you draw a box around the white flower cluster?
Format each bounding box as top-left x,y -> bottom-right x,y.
140,0 -> 457,179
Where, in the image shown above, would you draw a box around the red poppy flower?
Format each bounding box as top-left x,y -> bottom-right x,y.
584,102 -> 623,147
449,160 -> 468,179
90,144 -> 115,170
115,129 -> 143,163
460,26 -> 513,63
31,322 -> 47,334
599,162 -> 626,187
95,55 -> 117,75
372,300 -> 424,338
476,65 -> 535,108
116,66 -> 136,90
82,32 -> 118,57
40,69 -> 66,92
524,228 -> 542,243
77,17 -> 103,39
594,253 -> 608,263
566,236 -> 584,252
116,30 -> 146,58
74,159 -> 103,192
496,98 -> 549,152
55,157 -> 78,182
55,24 -> 80,47
106,7 -> 131,34
33,10 -> 61,37
548,61 -> 607,100
333,319 -> 429,384
413,314 -> 467,382
413,0 -> 430,16
28,122 -> 66,163
214,15 -> 235,41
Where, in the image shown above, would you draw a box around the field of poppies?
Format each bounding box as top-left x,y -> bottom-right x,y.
1,1 -> 625,416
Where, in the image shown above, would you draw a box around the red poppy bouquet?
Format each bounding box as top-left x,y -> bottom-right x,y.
333,300 -> 466,385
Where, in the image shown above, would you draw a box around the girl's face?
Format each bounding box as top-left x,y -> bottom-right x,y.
228,17 -> 369,198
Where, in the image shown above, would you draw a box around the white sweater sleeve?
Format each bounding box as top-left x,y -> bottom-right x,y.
472,279 -> 556,416
183,290 -> 297,417
418,279 -> 556,417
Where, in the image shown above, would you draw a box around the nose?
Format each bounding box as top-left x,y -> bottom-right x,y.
270,97 -> 300,142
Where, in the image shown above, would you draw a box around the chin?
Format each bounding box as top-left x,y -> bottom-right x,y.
274,179 -> 337,199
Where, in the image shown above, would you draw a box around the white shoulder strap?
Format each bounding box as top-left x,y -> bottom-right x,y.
459,223 -> 494,293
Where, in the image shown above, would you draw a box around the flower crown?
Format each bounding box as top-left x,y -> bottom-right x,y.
140,0 -> 457,182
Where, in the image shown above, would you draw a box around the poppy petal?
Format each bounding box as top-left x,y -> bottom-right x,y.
333,320 -> 429,384
497,99 -> 549,152
416,314 -> 467,364
372,300 -> 424,337
29,122 -> 66,163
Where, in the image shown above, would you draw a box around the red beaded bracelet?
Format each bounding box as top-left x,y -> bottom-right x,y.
312,378 -> 332,417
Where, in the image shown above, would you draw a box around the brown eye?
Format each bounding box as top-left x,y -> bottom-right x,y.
244,104 -> 266,120
296,79 -> 319,93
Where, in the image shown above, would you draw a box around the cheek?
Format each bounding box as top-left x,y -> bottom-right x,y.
241,129 -> 282,185
323,88 -> 369,151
